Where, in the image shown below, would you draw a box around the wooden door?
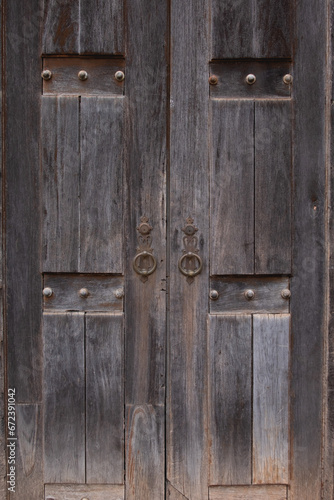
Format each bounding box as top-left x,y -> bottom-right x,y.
2,0 -> 330,499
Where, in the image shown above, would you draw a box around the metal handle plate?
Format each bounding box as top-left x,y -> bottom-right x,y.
133,251 -> 157,277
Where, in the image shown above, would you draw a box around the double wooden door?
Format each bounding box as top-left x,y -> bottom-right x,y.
4,0 -> 328,499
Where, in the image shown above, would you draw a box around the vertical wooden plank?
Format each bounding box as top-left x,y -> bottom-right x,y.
43,312 -> 85,483
211,0 -> 292,59
80,0 -> 124,55
12,405 -> 43,500
42,96 -> 80,272
126,405 -> 164,500
168,0 -> 209,498
255,100 -> 292,274
211,100 -> 254,275
86,313 -> 124,484
291,0 -> 327,497
253,314 -> 289,484
166,483 -> 189,499
209,315 -> 252,485
80,97 -> 123,273
42,0 -> 79,54
5,0 -> 42,403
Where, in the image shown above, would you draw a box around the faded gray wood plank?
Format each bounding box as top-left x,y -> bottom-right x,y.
43,274 -> 124,312
209,315 -> 252,485
209,485 -> 287,500
125,0 -> 167,406
86,313 -> 124,484
211,100 -> 254,275
291,1 -> 327,497
253,314 -> 289,484
210,277 -> 290,314
42,0 -> 79,54
42,96 -> 80,272
42,58 -> 125,96
12,405 -> 43,500
80,0 -> 124,55
80,97 -> 124,273
211,0 -> 292,58
6,0 -> 42,402
255,100 -> 292,274
43,312 -> 85,483
168,0 -> 209,498
45,484 -> 124,500
166,483 -> 189,499
126,405 -> 164,500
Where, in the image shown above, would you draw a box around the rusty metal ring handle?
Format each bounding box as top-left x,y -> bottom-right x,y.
133,251 -> 157,276
178,252 -> 203,277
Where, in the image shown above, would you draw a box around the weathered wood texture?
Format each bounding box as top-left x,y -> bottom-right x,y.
45,484 -> 124,500
211,100 -> 254,275
291,0 -> 327,498
0,4 -> 4,492
210,278 -> 290,314
168,0 -> 209,498
125,0 -> 167,406
166,483 -> 189,499
253,314 -> 289,484
209,485 -> 287,500
43,312 -> 85,483
255,101 -> 292,274
42,57 -> 125,95
12,405 -> 43,500
126,405 -> 164,500
211,0 -> 292,59
5,0 -> 42,403
42,96 -> 124,273
210,61 -> 292,99
42,0 -> 124,54
43,274 -> 124,311
209,315 -> 252,485
86,313 -> 124,484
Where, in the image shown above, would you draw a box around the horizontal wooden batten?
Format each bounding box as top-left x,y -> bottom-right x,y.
210,61 -> 292,99
45,484 -> 124,500
42,57 -> 125,95
43,274 -> 124,311
209,485 -> 287,500
210,277 -> 290,314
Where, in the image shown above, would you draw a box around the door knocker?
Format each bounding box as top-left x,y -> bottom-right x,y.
133,216 -> 157,282
178,217 -> 203,284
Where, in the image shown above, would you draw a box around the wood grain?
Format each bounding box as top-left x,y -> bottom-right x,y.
209,485 -> 287,500
42,96 -> 80,272
45,484 -> 124,500
80,0 -> 124,55
211,0 -> 292,58
166,483 -> 189,499
80,97 -> 124,273
42,0 -> 79,54
253,314 -> 289,484
209,315 -> 252,485
210,278 -> 290,314
126,405 -> 164,500
43,312 -> 85,483
168,0 -> 209,497
86,313 -> 124,484
211,100 -> 254,275
43,274 -> 124,312
255,100 -> 292,274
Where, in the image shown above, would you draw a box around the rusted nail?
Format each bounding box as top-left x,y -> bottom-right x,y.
246,74 -> 256,85
41,69 -> 52,81
79,288 -> 89,298
245,289 -> 255,300
78,70 -> 88,81
209,75 -> 218,85
43,287 -> 53,298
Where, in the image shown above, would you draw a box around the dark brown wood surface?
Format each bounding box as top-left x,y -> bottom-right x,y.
209,315 -> 252,485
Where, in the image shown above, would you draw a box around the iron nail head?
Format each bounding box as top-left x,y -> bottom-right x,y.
114,288 -> 124,299
41,69 -> 52,81
281,288 -> 291,299
283,73 -> 293,85
246,74 -> 256,85
115,70 -> 125,82
209,290 -> 219,300
78,70 -> 88,81
79,288 -> 89,298
209,75 -> 218,85
245,289 -> 255,300
43,287 -> 53,298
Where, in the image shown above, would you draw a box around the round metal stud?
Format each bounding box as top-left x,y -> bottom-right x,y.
79,288 -> 89,298
114,288 -> 124,299
209,290 -> 219,301
78,70 -> 88,81
245,289 -> 255,300
246,74 -> 256,85
41,69 -> 52,81
43,287 -> 53,298
209,75 -> 218,85
81,497 -> 89,500
281,288 -> 291,299
283,74 -> 293,85
115,70 -> 125,82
